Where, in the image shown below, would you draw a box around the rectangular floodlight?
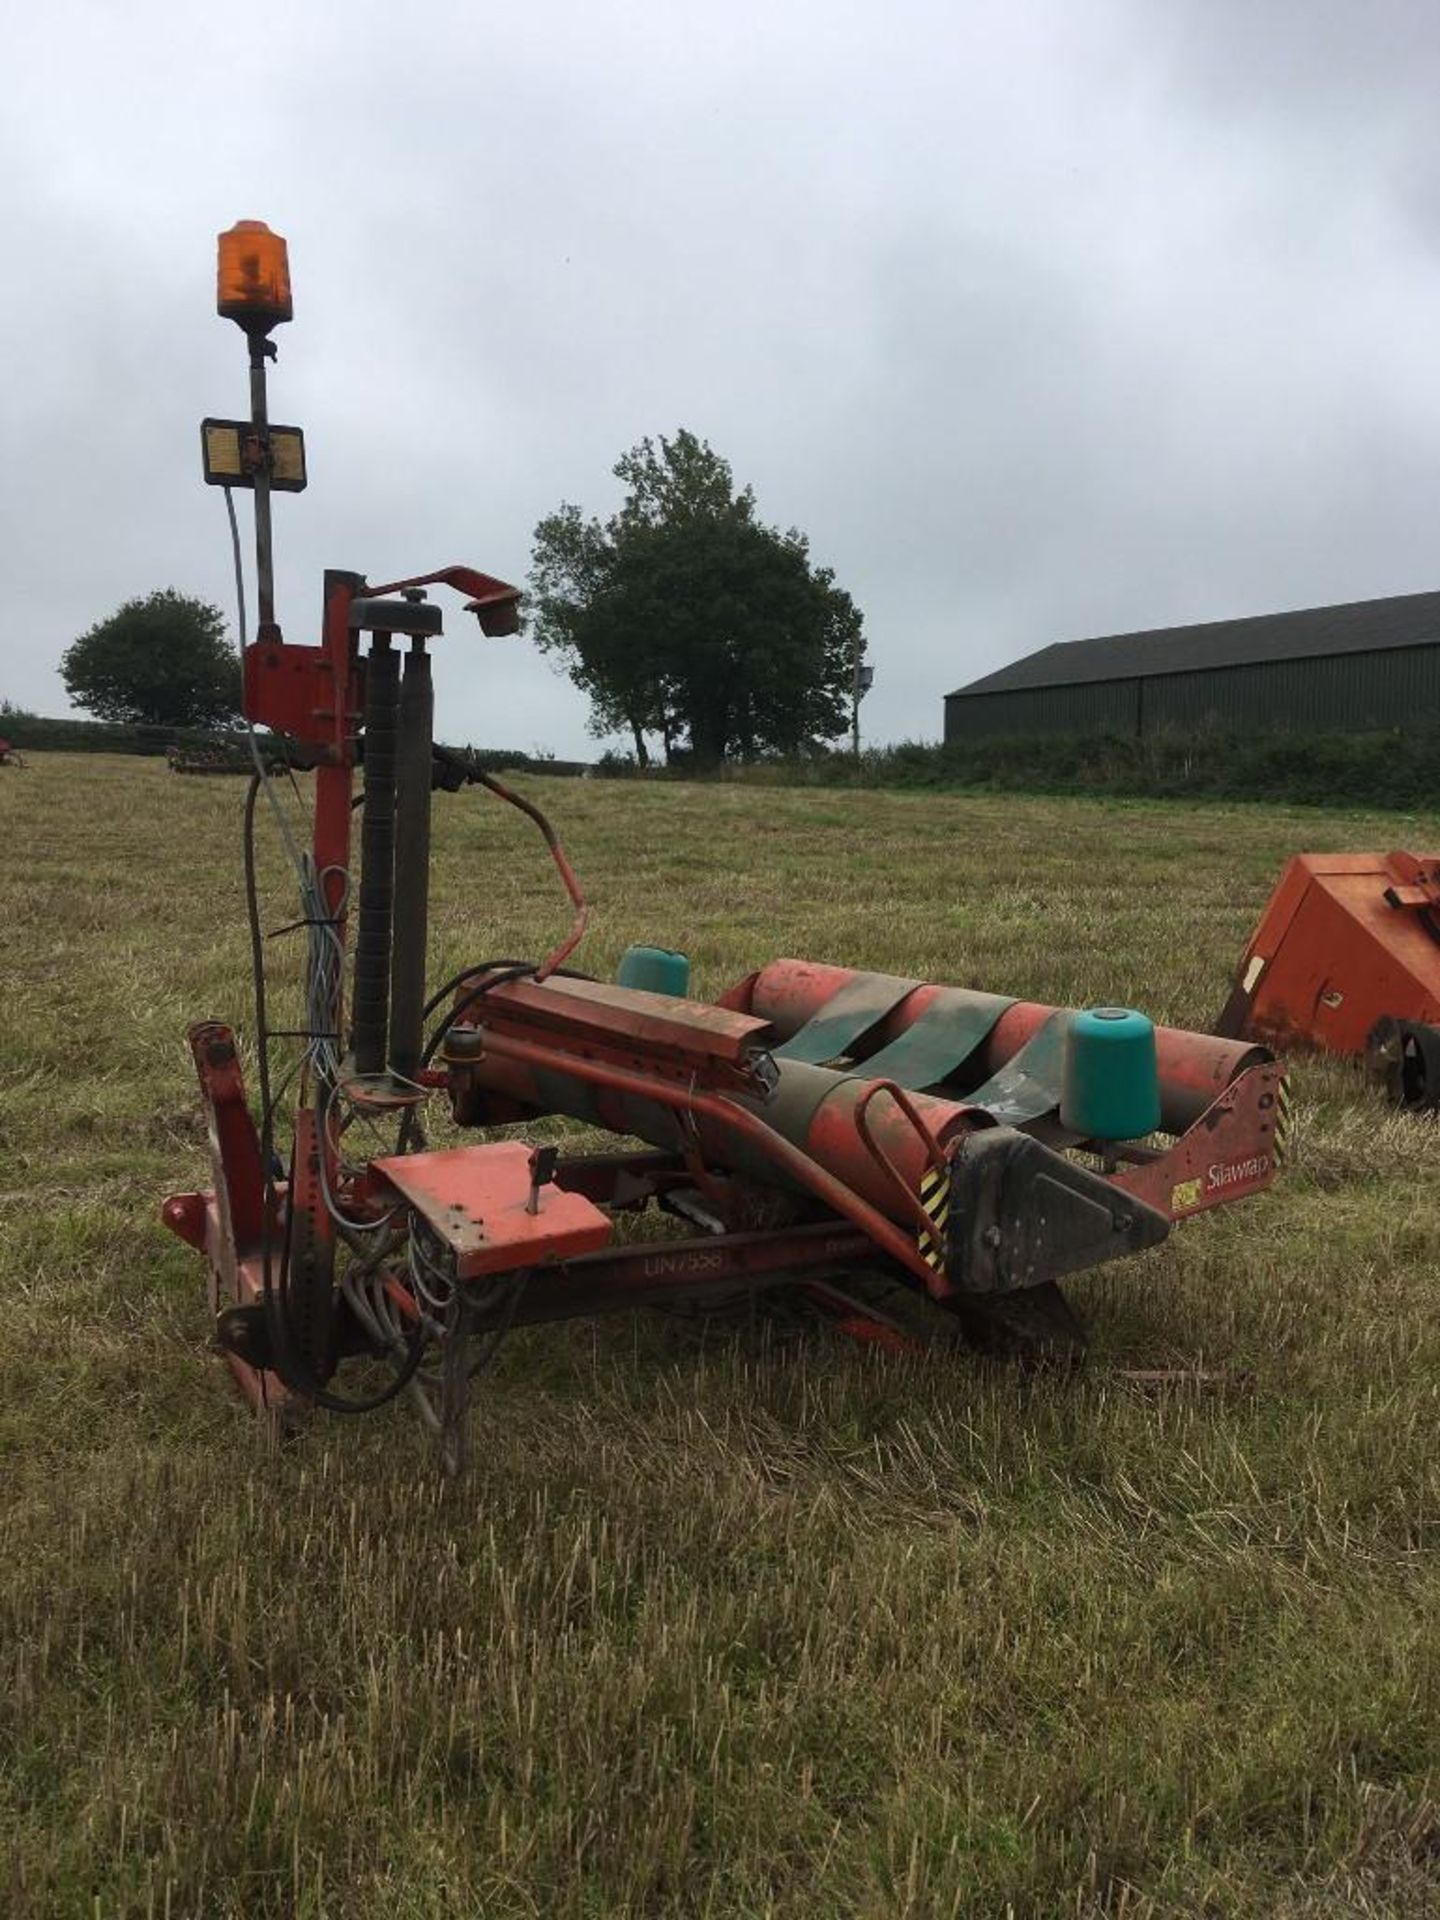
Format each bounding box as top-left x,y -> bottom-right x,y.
201,418 -> 307,492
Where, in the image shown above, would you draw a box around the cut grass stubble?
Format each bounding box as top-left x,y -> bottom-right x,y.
3,757 -> 1440,1916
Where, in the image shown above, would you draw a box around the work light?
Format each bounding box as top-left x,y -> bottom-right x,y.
216,219 -> 293,335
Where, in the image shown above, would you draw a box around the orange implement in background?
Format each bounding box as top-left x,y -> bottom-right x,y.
1217,851 -> 1440,1109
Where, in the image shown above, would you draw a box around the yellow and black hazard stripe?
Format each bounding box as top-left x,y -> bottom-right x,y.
1274,1075 -> 1292,1165
918,1164 -> 950,1271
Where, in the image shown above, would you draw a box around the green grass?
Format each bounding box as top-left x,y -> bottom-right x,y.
4,756 -> 1440,1917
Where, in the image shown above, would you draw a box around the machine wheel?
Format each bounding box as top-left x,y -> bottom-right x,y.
949,1282 -> 1087,1367
1366,1017 -> 1440,1112
649,1281 -> 815,1348
809,1269 -> 971,1351
649,1269 -> 969,1353
810,1269 -> 1086,1366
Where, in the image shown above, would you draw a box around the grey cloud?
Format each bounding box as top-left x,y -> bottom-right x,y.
3,0 -> 1438,757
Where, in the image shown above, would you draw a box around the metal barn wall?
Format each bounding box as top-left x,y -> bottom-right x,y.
945,643 -> 1440,741
1142,645 -> 1440,731
944,678 -> 1139,741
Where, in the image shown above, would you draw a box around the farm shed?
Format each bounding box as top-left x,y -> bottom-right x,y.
944,589 -> 1440,741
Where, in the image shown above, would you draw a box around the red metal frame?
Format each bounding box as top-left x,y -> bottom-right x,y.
1111,1060 -> 1287,1218
170,563 -> 526,1408
473,973 -> 774,1090
163,1022 -> 294,1412
167,998 -> 1283,1419
458,1221 -> 875,1327
159,250 -> 1298,1440
163,559 -> 1284,1418
451,1020 -> 1282,1235
369,1142 -> 612,1279
461,1027 -> 957,1289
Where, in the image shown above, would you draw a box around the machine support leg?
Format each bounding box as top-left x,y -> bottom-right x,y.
389,642 -> 434,1081
353,635 -> 400,1076
439,1294 -> 475,1479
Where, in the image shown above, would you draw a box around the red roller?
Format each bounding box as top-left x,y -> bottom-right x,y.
729,960 -> 1268,1131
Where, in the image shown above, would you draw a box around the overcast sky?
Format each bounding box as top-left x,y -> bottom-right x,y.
3,0 -> 1438,757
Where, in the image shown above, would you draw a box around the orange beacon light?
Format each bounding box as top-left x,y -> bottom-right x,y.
217,220 -> 293,333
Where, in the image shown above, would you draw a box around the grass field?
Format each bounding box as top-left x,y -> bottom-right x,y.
4,755 -> 1440,1918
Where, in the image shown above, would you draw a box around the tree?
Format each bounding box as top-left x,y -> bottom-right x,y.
528,431 -> 864,768
61,589 -> 240,729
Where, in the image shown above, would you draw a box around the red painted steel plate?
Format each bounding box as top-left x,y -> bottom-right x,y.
484,975 -> 772,1064
370,1143 -> 612,1279
1111,1062 -> 1286,1219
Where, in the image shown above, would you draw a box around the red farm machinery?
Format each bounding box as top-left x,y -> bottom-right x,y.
164,223 -> 1288,1466
1218,851 -> 1440,1110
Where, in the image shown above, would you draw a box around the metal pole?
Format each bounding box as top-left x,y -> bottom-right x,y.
852,629 -> 861,761
248,339 -> 279,642
353,635 -> 401,1078
389,639 -> 434,1081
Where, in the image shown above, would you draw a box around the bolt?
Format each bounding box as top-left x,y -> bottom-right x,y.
982,1225 -> 1002,1248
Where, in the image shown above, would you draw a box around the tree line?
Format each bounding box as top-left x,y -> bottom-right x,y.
48,431 -> 867,768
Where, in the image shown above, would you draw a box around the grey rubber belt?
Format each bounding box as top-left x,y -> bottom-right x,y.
774,971 -> 921,1065
859,988 -> 1016,1091
963,1009 -> 1073,1126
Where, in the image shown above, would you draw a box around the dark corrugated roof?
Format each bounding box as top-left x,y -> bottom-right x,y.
948,589 -> 1440,698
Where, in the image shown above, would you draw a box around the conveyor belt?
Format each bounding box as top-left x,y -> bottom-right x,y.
859,988 -> 1016,1091
775,970 -> 920,1065
962,1009 -> 1073,1125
